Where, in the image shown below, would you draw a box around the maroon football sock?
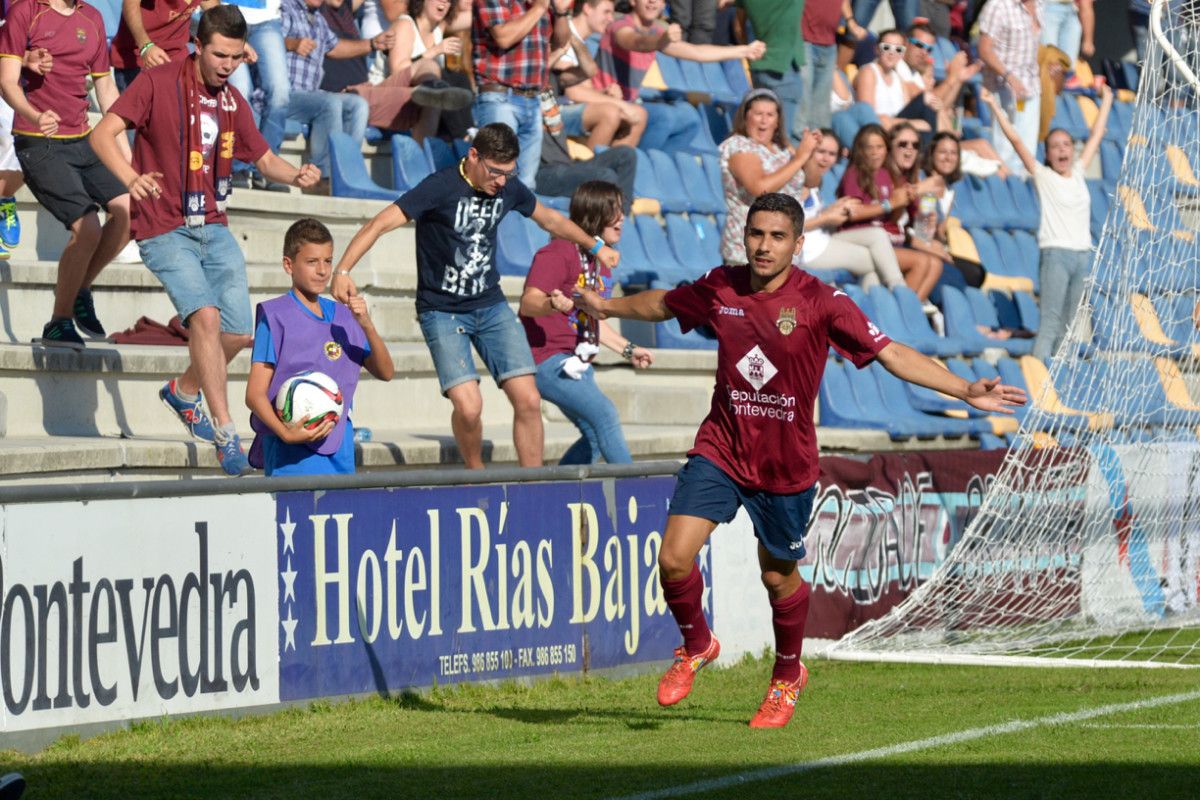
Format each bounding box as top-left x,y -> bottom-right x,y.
662,563 -> 712,656
769,581 -> 811,683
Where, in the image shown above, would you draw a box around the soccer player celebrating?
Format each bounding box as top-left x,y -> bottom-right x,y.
573,192 -> 1026,728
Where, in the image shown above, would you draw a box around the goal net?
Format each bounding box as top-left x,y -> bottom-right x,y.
826,0 -> 1200,668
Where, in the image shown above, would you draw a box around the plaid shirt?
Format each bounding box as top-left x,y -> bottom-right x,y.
979,0 -> 1043,91
473,0 -> 551,91
282,0 -> 339,93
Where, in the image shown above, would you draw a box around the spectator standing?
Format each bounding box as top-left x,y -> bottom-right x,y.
360,0 -> 406,82
519,181 -> 651,465
330,123 -> 621,469
571,191 -> 1026,729
0,0 -> 132,348
90,5 -> 322,474
799,128 -> 907,289
0,4 -> 32,262
227,0 -> 291,191
1041,0 -> 1093,65
593,0 -> 765,153
853,0 -> 916,35
472,0 -> 573,190
246,218 -> 393,476
718,89 -> 818,265
983,84 -> 1111,362
977,0 -> 1043,174
281,0 -> 389,188
319,0 -> 372,92
110,0 -> 214,91
799,0 -> 865,132
737,0 -> 804,144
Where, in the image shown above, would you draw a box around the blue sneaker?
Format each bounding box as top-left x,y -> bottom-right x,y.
0,197 -> 20,249
214,431 -> 252,476
159,379 -> 215,442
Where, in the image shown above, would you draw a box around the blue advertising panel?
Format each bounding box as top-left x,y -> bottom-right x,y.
276,476 -> 697,701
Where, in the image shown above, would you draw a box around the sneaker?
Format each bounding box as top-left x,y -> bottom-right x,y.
411,82 -> 476,111
656,635 -> 720,707
37,318 -> 85,349
159,379 -> 215,442
231,170 -> 254,190
214,430 -> 252,476
112,240 -> 142,263
748,663 -> 809,729
0,196 -> 19,249
73,287 -> 106,339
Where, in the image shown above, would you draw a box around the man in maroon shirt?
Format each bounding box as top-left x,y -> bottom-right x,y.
574,192 -> 1026,728
90,5 -> 320,475
110,0 -> 219,90
0,0 -> 132,348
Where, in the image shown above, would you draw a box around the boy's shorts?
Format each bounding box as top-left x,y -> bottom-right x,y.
669,455 -> 816,561
15,135 -> 127,227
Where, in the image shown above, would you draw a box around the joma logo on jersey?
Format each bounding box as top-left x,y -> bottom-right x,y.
718,306 -> 745,317
736,345 -> 777,390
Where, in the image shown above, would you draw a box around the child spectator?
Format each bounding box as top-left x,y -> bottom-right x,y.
246,218 -> 393,476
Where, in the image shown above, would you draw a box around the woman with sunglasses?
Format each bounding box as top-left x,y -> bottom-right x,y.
718,89 -> 820,265
519,181 -> 652,465
838,123 -> 943,301
852,29 -> 932,133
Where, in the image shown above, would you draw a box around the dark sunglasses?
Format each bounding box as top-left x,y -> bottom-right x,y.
894,140 -> 920,149
908,38 -> 934,52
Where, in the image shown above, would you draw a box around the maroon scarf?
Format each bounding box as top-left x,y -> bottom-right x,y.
180,54 -> 236,227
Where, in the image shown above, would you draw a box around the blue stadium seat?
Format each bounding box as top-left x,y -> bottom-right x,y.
699,153 -> 724,203
1087,178 -> 1111,242
699,103 -> 732,146
328,132 -> 395,200
665,213 -> 718,276
93,0 -> 121,39
536,194 -> 570,212
691,214 -> 723,270
1051,94 -> 1089,140
941,286 -> 999,353
391,134 -> 432,192
634,215 -> 690,284
868,286 -> 958,356
623,314 -> 718,350
524,214 -> 550,251
721,58 -> 752,100
636,149 -> 690,212
983,176 -> 1023,230
946,180 -> 984,228
989,289 -> 1022,330
845,362 -> 934,438
677,102 -> 720,155
966,287 -> 1033,355
700,61 -> 741,106
893,286 -> 977,356
496,213 -> 535,277
650,54 -> 689,100
1005,176 -> 1040,232
819,359 -> 885,431
964,175 -> 1000,221
424,137 -> 457,172
840,283 -> 875,317
904,359 -> 988,419
965,228 -> 1004,275
614,217 -> 657,287
1100,140 -> 1123,191
673,152 -> 725,214
872,362 -> 988,437
1013,290 -> 1040,333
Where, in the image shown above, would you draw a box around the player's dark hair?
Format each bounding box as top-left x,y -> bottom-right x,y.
472,123 -> 521,164
284,218 -> 334,261
570,181 -> 624,239
197,5 -> 248,45
747,193 -> 805,238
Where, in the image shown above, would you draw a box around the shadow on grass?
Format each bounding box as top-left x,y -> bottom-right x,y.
388,689 -> 737,727
2,761 -> 1199,800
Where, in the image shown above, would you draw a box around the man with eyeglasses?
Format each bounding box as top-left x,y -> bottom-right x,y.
330,123 -> 620,470
895,22 -> 981,132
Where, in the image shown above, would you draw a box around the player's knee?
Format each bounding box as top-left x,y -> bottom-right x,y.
657,548 -> 693,581
759,569 -> 791,595
450,391 -> 484,423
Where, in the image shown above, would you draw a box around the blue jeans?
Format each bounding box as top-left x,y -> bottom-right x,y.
473,91 -> 542,190
751,66 -> 803,144
287,89 -> 369,173
990,82 -> 1041,175
138,224 -> 252,334
418,301 -> 536,393
852,0 -> 917,35
1041,2 -> 1082,65
799,42 -> 837,132
1033,247 -> 1090,363
535,353 -> 631,465
228,19 -> 289,171
831,102 -> 881,151
638,101 -> 701,153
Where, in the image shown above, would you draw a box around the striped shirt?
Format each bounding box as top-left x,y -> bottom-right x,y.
473,0 -> 551,91
282,0 -> 340,92
979,0 -> 1043,92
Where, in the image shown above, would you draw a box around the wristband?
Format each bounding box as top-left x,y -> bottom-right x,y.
588,236 -> 605,256
621,341 -> 635,361
335,269 -> 352,276
139,41 -> 156,57
881,198 -> 893,214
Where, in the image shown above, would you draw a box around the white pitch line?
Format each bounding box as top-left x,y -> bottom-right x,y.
606,689 -> 1200,800
1078,723 -> 1200,730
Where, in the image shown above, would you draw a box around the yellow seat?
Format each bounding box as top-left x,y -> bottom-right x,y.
1154,357 -> 1200,410
630,197 -> 662,216
566,139 -> 594,161
1019,355 -> 1115,430
1129,292 -> 1179,347
1077,95 -> 1098,127
1073,59 -> 1096,86
1166,145 -> 1200,187
1117,184 -> 1155,231
981,273 -> 1036,294
946,216 -> 979,262
641,59 -> 667,91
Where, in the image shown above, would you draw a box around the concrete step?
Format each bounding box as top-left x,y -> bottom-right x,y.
0,340 -> 718,438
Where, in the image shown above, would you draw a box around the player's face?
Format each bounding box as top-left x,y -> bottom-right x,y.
744,210 -> 802,290
744,99 -> 780,145
466,149 -> 517,195
932,137 -> 959,177
891,130 -> 920,170
284,241 -> 335,299
195,33 -> 247,87
1046,130 -> 1074,175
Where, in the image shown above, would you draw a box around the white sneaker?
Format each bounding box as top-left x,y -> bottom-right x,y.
113,240 -> 141,264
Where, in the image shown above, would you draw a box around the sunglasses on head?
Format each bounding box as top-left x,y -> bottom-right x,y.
894,140 -> 919,149
908,37 -> 934,52
880,42 -> 906,54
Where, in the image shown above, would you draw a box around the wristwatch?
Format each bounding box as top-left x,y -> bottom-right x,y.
621,341 -> 636,361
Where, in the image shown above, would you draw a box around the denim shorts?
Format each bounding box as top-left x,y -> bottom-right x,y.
669,455 -> 816,562
559,102 -> 587,137
418,301 -> 536,393
138,224 -> 253,335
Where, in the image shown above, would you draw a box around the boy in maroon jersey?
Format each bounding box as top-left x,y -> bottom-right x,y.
573,192 -> 1027,728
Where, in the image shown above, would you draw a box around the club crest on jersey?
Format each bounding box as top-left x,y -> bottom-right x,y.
776,307 -> 797,336
76,27 -> 87,42
324,341 -> 343,360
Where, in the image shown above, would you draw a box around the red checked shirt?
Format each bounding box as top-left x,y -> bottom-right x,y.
664,265 -> 891,494
472,0 -> 551,90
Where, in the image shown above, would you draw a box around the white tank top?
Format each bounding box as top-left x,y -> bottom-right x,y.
400,14 -> 445,67
866,62 -> 906,118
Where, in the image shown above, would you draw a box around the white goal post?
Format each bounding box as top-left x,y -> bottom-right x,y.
826,0 -> 1200,669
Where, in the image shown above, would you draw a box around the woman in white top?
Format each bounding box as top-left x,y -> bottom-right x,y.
984,84 -> 1113,362
389,0 -> 471,139
718,89 -> 818,264
853,30 -> 931,133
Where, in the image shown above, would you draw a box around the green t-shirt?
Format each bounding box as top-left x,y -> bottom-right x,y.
738,0 -> 805,72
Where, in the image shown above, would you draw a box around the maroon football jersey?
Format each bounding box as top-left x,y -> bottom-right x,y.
665,265 -> 890,494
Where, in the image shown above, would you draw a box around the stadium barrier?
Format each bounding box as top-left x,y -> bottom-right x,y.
0,452 -> 1010,748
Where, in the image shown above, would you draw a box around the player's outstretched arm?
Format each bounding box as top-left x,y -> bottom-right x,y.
876,341 -> 1027,414
574,287 -> 674,323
